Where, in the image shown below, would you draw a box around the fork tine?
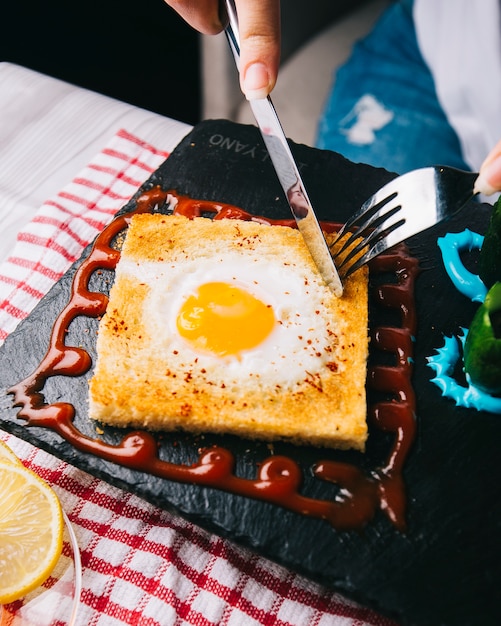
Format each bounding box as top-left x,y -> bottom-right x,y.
341,249 -> 374,279
335,186 -> 397,239
336,208 -> 406,276
331,188 -> 404,276
339,215 -> 406,278
336,207 -> 405,277
331,191 -> 398,257
333,195 -> 401,257
336,170 -> 409,230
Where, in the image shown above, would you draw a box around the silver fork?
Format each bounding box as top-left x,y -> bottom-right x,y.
331,166 -> 478,278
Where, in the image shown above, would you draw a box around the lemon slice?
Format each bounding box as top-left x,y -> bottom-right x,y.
0,459 -> 64,604
0,440 -> 22,465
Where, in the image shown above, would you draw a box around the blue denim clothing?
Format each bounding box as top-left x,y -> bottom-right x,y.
315,0 -> 470,174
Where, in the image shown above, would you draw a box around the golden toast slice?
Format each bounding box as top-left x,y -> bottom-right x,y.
88,214 -> 369,450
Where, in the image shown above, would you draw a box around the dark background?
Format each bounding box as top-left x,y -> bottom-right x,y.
0,0 -> 201,124
0,0 -> 373,129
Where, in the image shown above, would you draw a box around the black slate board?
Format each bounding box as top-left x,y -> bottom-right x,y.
1,120 -> 500,626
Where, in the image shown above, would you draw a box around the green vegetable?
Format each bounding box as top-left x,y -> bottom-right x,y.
479,196 -> 501,289
464,282 -> 501,395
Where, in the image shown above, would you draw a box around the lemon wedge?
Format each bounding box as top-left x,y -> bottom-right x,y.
0,459 -> 64,604
0,440 -> 22,466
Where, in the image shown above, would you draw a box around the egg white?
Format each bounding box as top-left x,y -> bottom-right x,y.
118,249 -> 338,390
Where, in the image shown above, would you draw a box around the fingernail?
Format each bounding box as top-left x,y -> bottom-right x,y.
474,155 -> 501,196
474,172 -> 496,196
242,63 -> 270,100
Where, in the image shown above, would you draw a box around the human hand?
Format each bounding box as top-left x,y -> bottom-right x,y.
475,138 -> 501,195
164,0 -> 280,99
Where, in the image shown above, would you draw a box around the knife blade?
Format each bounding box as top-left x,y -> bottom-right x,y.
223,0 -> 343,297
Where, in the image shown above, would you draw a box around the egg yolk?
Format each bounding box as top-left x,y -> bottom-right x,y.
176,281 -> 275,357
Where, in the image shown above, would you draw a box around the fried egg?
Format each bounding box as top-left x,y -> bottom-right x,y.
119,249 -> 337,391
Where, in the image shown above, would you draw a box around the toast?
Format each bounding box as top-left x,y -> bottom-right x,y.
88,214 -> 369,450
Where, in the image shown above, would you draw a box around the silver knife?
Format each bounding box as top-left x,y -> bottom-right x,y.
223,0 -> 343,297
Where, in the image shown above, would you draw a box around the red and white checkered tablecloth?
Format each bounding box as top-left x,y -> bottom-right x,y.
0,129 -> 398,626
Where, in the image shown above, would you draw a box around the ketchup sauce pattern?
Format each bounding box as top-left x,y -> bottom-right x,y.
9,186 -> 418,532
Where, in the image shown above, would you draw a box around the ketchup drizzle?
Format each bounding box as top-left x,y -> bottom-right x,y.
9,186 -> 418,532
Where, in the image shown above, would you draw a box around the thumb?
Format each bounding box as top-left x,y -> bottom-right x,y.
474,138 -> 501,195
233,0 -> 281,100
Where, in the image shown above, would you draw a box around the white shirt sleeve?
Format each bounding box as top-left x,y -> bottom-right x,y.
413,0 -> 501,171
